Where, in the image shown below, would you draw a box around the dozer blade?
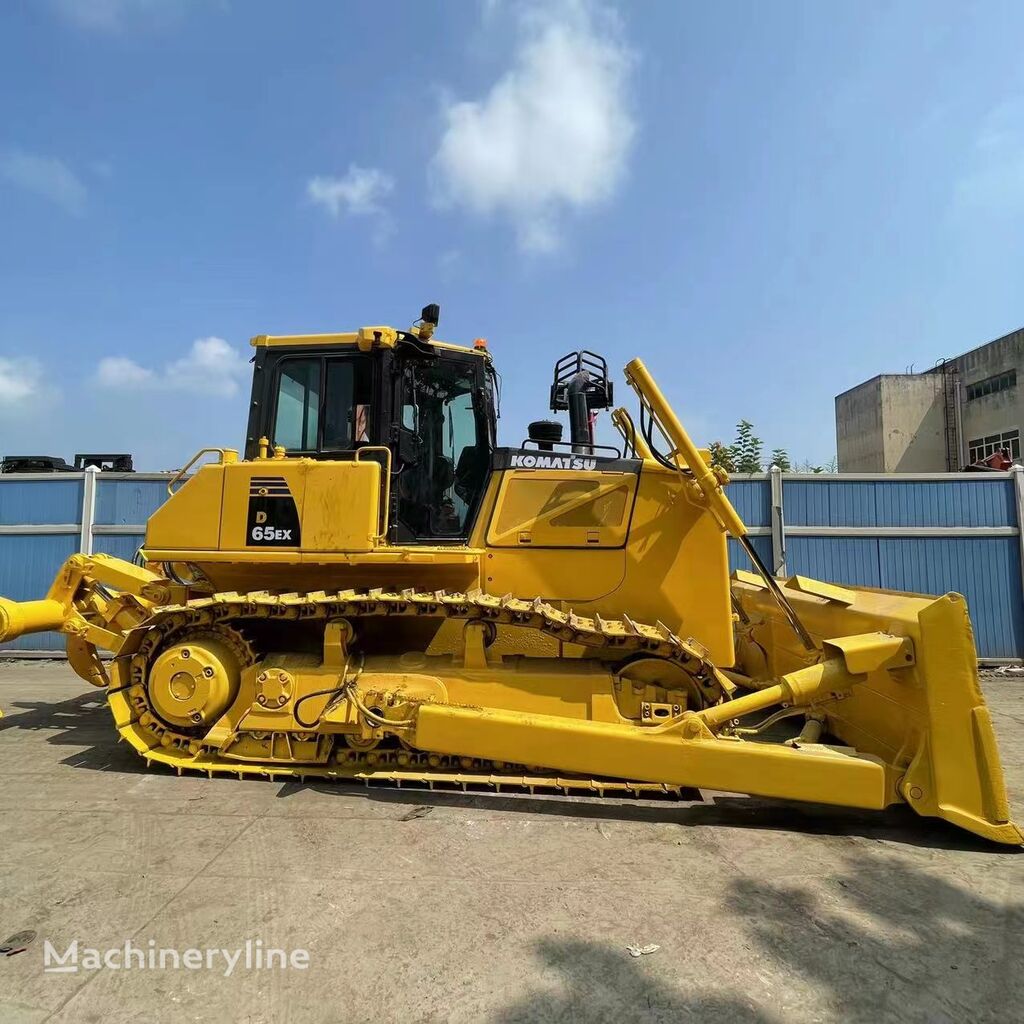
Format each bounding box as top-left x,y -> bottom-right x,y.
732,574 -> 1023,845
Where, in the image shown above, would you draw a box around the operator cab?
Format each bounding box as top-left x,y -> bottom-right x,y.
243,305 -> 497,545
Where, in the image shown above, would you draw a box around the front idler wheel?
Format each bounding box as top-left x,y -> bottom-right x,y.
147,636 -> 242,731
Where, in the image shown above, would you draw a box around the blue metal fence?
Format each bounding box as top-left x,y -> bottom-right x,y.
0,472 -> 167,653
2,469 -> 1023,660
737,471 -> 1024,661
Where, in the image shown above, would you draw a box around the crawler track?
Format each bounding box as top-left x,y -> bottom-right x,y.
104,588 -> 726,795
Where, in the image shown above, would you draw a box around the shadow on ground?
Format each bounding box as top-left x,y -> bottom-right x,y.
496,856 -> 1024,1023
728,855 -> 1024,1022
279,782 -> 1018,854
0,692 -> 145,773
493,938 -> 772,1023
3,686 -> 1021,852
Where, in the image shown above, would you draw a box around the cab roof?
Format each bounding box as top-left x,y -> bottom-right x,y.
250,328 -> 489,359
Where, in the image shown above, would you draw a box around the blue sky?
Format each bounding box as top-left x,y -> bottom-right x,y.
1,0 -> 1022,470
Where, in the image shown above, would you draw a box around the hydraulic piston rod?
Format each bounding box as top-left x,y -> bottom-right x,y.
624,357 -> 816,651
0,598 -> 66,644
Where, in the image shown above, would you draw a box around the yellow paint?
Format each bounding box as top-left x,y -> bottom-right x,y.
625,357 -> 747,538
148,638 -> 240,728
413,703 -> 889,810
0,598 -> 65,640
1,329 -> 1020,847
148,463 -> 225,549
149,458 -> 381,555
299,460 -> 380,552
251,327 -> 489,359
733,579 -> 1023,844
785,575 -> 856,605
487,470 -> 636,548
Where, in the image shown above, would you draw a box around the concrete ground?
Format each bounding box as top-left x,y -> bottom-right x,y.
0,662 -> 1021,1024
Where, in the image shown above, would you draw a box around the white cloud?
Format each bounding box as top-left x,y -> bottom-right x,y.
431,1 -> 635,252
164,337 -> 249,395
0,150 -> 88,215
306,165 -> 396,245
955,98 -> 1024,217
95,356 -> 155,388
0,357 -> 45,412
49,0 -> 191,33
307,166 -> 394,217
96,337 -> 249,398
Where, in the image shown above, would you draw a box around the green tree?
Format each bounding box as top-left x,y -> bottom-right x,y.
730,420 -> 763,473
795,455 -> 837,474
769,448 -> 791,471
707,440 -> 736,473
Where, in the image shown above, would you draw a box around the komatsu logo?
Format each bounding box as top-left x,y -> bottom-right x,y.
510,454 -> 598,470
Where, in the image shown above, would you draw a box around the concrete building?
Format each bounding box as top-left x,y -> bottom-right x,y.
835,326 -> 1024,472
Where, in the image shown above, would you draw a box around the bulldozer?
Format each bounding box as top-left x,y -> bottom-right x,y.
1,304 -> 1020,845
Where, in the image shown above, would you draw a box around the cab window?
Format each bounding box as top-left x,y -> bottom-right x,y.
272,356 -> 373,454
323,360 -> 372,449
274,359 -> 320,451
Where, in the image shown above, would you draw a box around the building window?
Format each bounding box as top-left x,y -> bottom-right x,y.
966,369 -> 1016,401
968,429 -> 1020,463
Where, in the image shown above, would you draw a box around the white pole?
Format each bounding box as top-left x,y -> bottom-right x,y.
80,466 -> 99,555
770,464 -> 786,577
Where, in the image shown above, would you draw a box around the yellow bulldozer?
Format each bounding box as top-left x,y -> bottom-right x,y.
1,305 -> 1019,845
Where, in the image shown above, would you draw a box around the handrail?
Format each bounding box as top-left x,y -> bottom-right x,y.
167,448 -> 236,496
519,438 -> 623,458
355,446 -> 392,542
